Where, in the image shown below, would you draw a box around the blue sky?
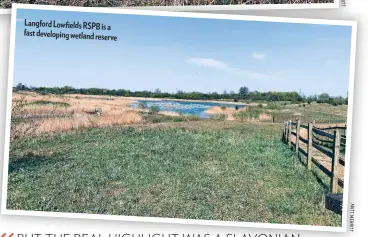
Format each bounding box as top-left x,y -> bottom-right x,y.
14,9 -> 353,97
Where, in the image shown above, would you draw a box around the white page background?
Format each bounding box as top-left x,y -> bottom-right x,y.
0,0 -> 367,236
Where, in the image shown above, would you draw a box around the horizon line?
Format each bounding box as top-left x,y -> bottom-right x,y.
12,84 -> 348,98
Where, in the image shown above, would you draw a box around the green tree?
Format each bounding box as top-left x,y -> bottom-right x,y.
15,83 -> 28,91
239,86 -> 250,97
319,93 -> 330,102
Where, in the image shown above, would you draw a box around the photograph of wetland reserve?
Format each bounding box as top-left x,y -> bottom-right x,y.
6,9 -> 354,227
0,0 -> 335,9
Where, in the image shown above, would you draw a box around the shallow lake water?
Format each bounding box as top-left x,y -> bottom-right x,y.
131,99 -> 245,118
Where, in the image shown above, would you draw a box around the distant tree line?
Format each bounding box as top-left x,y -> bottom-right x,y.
13,83 -> 348,105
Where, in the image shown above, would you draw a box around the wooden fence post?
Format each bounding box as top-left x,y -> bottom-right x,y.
284,121 -> 288,143
288,120 -> 292,147
307,122 -> 313,170
331,130 -> 341,193
296,119 -> 300,154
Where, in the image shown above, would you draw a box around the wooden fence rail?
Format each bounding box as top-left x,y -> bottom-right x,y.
282,119 -> 346,194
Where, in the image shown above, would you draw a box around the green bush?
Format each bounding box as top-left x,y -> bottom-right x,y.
265,103 -> 280,110
211,114 -> 227,121
235,106 -> 264,120
149,105 -> 160,114
173,117 -> 186,122
331,101 -> 339,106
30,100 -> 70,107
185,114 -> 200,121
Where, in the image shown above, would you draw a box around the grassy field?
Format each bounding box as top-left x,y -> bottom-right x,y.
241,101 -> 348,124
6,92 -> 347,226
7,121 -> 341,226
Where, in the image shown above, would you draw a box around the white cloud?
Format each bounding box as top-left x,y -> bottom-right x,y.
185,57 -> 271,79
185,57 -> 237,72
252,52 -> 265,60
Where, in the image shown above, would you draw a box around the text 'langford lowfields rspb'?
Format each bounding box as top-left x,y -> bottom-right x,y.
22,19 -> 118,41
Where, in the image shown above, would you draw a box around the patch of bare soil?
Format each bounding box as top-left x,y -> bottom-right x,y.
314,123 -> 347,129
289,127 -> 345,182
205,106 -> 237,121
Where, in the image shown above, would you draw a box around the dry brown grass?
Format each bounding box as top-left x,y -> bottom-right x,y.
10,92 -> 143,138
233,110 -> 273,122
206,106 -> 248,121
34,111 -> 142,134
206,106 -> 234,114
13,104 -> 72,118
240,114 -> 272,122
158,111 -> 181,117
258,113 -> 272,121
13,92 -> 133,107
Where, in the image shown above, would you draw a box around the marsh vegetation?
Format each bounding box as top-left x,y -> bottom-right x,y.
7,89 -> 347,226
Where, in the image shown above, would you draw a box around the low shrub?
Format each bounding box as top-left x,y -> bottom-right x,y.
30,100 -> 70,107
149,105 -> 160,114
235,106 -> 265,121
185,114 -> 201,121
211,114 -> 227,121
265,103 -> 280,110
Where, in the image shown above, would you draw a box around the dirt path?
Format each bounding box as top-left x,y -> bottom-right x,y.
290,129 -> 345,182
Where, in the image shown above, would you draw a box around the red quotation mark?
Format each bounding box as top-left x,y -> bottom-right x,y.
2,234 -> 14,237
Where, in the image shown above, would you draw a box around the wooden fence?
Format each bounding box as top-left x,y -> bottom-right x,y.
282,119 -> 346,194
